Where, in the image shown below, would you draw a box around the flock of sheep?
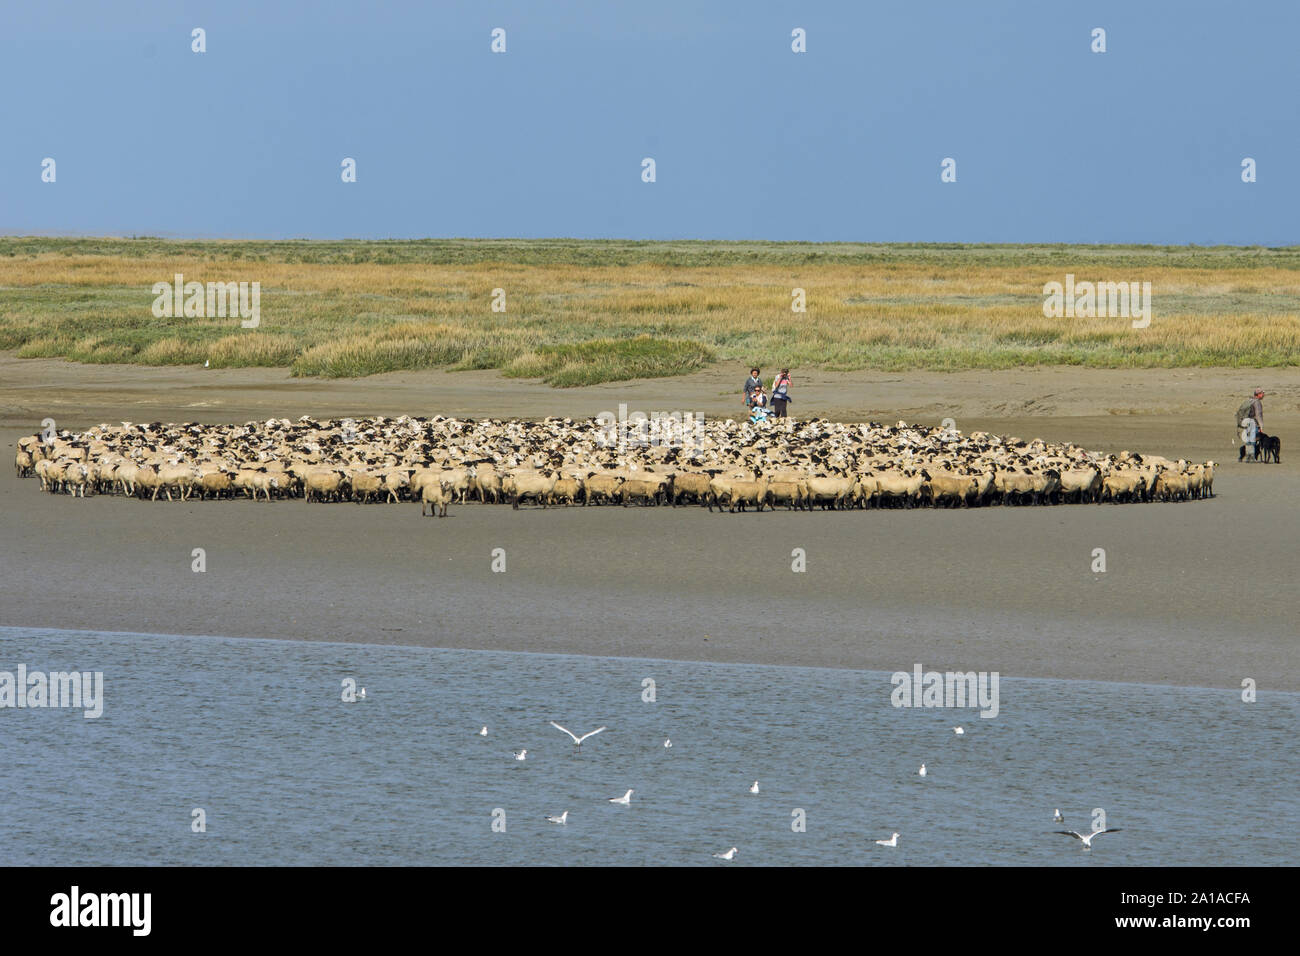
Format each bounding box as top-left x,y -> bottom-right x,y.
14,414 -> 1216,515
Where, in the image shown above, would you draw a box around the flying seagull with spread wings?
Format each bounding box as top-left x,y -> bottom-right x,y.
1055,828 -> 1122,849
549,721 -> 607,751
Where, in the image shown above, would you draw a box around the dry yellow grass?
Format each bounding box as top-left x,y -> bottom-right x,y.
1,239 -> 1297,381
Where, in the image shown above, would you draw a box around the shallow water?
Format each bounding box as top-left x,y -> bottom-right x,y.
0,626 -> 1295,866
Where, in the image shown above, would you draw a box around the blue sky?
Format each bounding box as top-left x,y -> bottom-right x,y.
2,0 -> 1294,244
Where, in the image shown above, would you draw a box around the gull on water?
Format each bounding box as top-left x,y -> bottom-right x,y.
1053,809 -> 1064,823
749,781 -> 760,794
953,727 -> 965,735
918,764 -> 927,777
875,832 -> 899,847
513,749 -> 527,761
664,738 -> 672,748
549,721 -> 607,751
1055,828 -> 1122,849
713,847 -> 738,861
609,789 -> 634,805
479,726 -> 488,736
546,811 -> 569,825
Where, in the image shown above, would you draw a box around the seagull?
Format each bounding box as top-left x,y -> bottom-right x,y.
609,789 -> 633,805
479,726 -> 488,736
546,811 -> 569,825
1053,809 -> 1064,823
712,847 -> 738,861
513,749 -> 527,761
875,832 -> 899,847
918,763 -> 927,777
203,359 -> 210,368
1056,828 -> 1122,849
549,721 -> 607,751
664,738 -> 672,748
749,781 -> 760,794
953,727 -> 965,735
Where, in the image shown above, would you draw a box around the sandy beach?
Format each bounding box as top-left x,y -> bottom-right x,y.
2,354 -> 1296,689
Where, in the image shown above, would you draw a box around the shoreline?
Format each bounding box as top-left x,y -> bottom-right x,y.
3,355 -> 1296,690
7,622 -> 1295,696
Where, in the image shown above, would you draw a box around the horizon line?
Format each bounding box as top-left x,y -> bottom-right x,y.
2,234 -> 1298,251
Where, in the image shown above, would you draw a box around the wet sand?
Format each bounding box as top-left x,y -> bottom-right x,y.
2,354 -> 1297,689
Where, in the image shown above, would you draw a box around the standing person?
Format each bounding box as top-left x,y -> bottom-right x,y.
770,368 -> 792,418
1238,388 -> 1264,452
743,368 -> 762,409
1236,388 -> 1265,460
1249,388 -> 1264,429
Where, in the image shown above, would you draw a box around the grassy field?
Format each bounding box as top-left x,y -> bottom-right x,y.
1,237 -> 1297,384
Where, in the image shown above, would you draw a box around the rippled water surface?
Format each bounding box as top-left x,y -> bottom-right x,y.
1,626 -> 1295,866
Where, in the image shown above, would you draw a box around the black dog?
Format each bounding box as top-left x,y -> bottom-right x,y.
1239,431 -> 1282,463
